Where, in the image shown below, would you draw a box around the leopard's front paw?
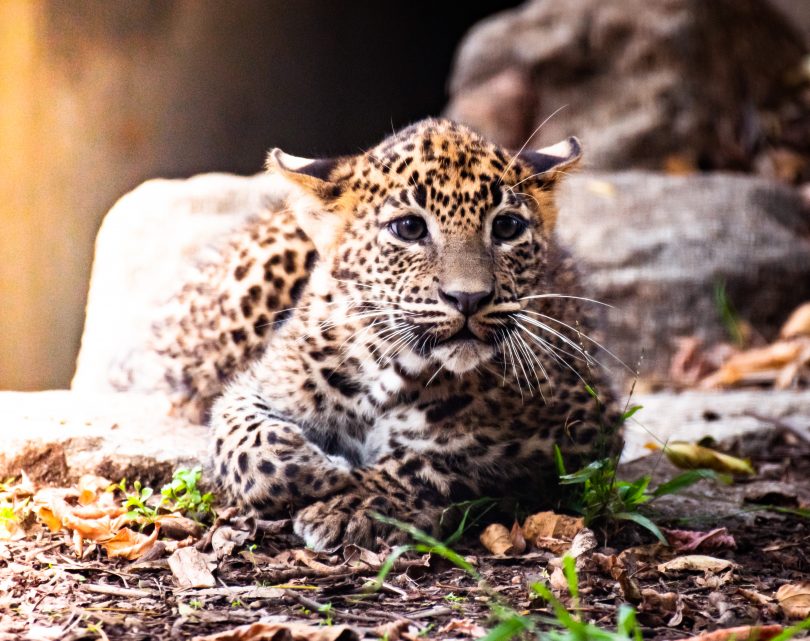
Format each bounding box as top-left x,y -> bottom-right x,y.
292,493 -> 407,551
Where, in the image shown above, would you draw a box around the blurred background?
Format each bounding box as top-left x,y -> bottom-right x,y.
2,0 -> 810,392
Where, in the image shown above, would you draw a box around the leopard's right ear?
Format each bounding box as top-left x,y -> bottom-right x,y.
266,149 -> 346,253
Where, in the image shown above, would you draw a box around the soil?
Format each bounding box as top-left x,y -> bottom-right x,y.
1,427 -> 808,641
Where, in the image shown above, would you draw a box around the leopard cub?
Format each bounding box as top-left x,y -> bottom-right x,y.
169,119 -> 621,550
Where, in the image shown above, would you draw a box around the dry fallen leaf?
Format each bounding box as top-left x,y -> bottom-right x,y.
438,618 -> 487,638
664,442 -> 755,475
523,511 -> 583,541
168,545 -> 216,588
678,624 -> 783,641
781,302 -> 810,339
103,525 -> 160,560
191,621 -> 361,641
776,581 -> 810,619
662,527 -> 736,552
700,339 -> 810,389
480,524 -> 514,556
657,554 -> 737,575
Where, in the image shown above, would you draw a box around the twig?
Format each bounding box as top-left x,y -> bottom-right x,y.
285,590 -> 392,624
81,583 -> 157,599
406,605 -> 453,619
257,557 -> 426,583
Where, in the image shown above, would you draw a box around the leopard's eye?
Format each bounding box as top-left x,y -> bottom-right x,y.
388,215 -> 428,242
492,213 -> 527,242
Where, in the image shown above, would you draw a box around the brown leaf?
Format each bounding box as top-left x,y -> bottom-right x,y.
168,546 -> 216,588
102,525 -> 160,560
156,514 -> 204,540
662,528 -> 736,552
523,511 -> 583,541
191,621 -> 361,641
700,340 -> 807,389
776,581 -> 810,619
438,619 -> 487,638
509,520 -> 527,556
640,588 -> 679,614
569,528 -> 597,559
781,302 -> 810,339
480,524 -> 514,556
657,555 -> 737,575
677,624 -> 783,641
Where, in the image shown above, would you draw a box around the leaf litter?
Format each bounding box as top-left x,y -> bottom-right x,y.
0,425 -> 808,640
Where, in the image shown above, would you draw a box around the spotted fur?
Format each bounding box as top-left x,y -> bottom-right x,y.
147,119 -> 622,550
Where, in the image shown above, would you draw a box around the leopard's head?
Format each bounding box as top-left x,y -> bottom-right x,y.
268,118 -> 580,375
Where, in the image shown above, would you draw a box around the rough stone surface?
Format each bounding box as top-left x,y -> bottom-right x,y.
72,172 -> 289,398
621,389 -> 810,461
446,0 -> 808,173
0,391 -> 208,486
557,171 -> 810,381
2,390 -> 807,485
72,170 -> 810,391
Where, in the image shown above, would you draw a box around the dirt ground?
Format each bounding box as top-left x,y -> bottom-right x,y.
1,426 -> 809,641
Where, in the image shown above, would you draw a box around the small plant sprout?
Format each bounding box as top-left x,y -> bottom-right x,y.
317,602 -> 334,626
119,479 -> 159,523
160,466 -> 215,519
115,467 -> 216,526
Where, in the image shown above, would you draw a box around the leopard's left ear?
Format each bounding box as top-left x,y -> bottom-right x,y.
518,136 -> 582,182
266,149 -> 346,253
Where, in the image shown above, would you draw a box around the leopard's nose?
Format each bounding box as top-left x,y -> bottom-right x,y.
439,289 -> 494,316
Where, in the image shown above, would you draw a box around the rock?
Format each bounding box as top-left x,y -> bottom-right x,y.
623,390 -> 810,461
72,172 -> 288,399
556,171 -> 810,382
1,389 -> 805,483
73,169 -> 810,391
0,391 -> 207,486
446,0 -> 808,174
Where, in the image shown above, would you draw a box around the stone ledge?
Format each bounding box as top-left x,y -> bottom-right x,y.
0,391 -> 206,486
2,390 -> 808,486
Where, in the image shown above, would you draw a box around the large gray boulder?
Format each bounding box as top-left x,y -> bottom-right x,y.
446,0 -> 809,176
557,171 -> 810,381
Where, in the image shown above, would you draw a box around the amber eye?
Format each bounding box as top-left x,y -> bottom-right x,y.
492,214 -> 527,242
388,214 -> 428,242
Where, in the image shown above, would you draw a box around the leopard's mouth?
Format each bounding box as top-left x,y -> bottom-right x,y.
438,325 -> 480,344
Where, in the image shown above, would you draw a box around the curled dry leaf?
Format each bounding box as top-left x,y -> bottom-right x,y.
700,339 -> 810,390
191,621 -> 361,641
168,545 -> 216,588
640,588 -> 679,614
156,514 -> 205,540
663,527 -> 736,552
664,442 -> 755,475
480,524 -> 514,556
780,302 -> 810,339
569,528 -> 597,559
523,511 -> 584,541
438,619 -> 487,638
776,581 -> 810,619
657,555 -> 737,575
102,525 -> 160,560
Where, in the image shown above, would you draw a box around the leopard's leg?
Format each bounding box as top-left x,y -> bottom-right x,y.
210,390 -> 355,516
291,451 -> 476,551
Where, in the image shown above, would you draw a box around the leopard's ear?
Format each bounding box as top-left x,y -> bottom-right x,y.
266,148 -> 346,253
518,136 -> 582,182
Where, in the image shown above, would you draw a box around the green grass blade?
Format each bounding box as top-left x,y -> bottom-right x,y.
479,616 -> 530,641
613,511 -> 667,544
652,469 -> 727,498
